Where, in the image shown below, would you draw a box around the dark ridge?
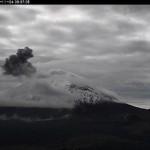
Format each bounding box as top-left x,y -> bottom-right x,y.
0,102 -> 149,150
0,106 -> 71,119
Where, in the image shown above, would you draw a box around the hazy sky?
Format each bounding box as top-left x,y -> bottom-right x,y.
0,5 -> 150,108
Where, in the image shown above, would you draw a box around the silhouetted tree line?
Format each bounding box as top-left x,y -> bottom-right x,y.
2,47 -> 36,76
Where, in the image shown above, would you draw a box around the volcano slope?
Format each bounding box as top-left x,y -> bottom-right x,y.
0,98 -> 149,150
0,65 -> 150,150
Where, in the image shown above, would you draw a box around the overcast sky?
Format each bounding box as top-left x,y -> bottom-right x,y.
0,5 -> 150,108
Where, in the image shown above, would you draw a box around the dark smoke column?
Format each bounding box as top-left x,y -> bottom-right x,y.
2,47 -> 36,76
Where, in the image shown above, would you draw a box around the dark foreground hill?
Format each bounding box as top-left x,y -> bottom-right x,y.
0,102 -> 149,150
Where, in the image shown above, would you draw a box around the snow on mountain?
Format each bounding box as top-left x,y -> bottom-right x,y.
0,69 -> 118,108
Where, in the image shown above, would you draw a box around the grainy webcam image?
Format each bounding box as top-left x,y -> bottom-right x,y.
0,5 -> 150,150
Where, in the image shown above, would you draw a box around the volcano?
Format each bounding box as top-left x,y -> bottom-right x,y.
0,70 -> 149,150
0,69 -> 119,108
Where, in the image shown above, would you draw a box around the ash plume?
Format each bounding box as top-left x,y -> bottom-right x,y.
2,47 -> 36,76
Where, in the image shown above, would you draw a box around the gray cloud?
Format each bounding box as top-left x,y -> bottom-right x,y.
112,5 -> 150,18
0,5 -> 150,108
0,26 -> 13,37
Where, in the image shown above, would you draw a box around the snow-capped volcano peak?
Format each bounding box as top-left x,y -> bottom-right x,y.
0,69 -> 118,108
67,83 -> 118,103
